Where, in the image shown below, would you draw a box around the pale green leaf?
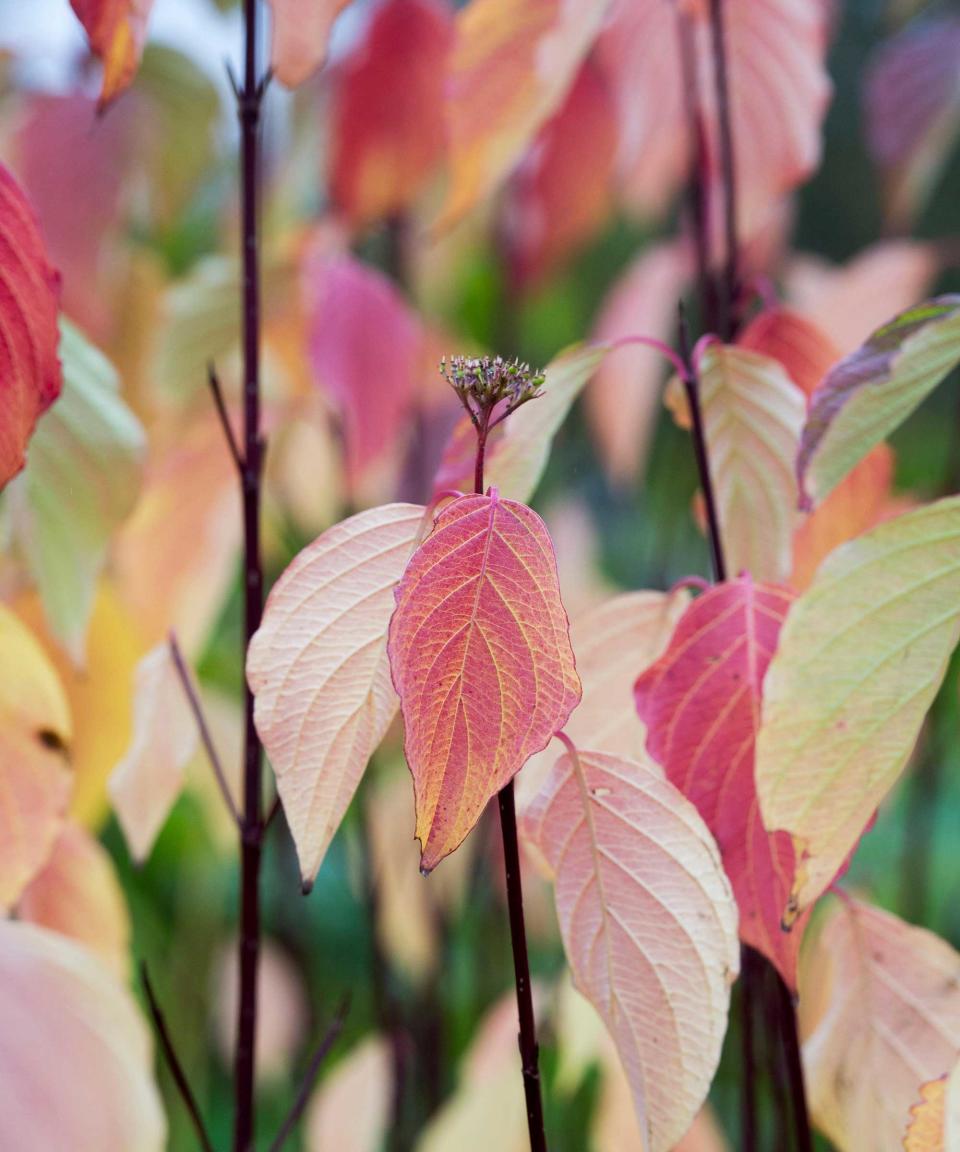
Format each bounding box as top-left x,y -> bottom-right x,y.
756,495 -> 960,917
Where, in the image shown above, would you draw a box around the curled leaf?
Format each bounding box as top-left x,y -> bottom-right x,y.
388,491 -> 581,871
69,0 -> 156,109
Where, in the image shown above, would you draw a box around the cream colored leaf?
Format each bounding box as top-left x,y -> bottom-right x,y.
756,495 -> 960,917
667,344 -> 805,582
0,921 -> 166,1151
306,1036 -> 392,1152
523,745 -> 739,1152
108,643 -> 198,862
799,896 -> 960,1152
16,822 -> 130,982
247,503 -> 425,887
0,604 -> 72,911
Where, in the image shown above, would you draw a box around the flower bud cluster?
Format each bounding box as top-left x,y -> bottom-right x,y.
440,354 -> 545,426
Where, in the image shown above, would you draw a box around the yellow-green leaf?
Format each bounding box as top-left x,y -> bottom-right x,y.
756,495 -> 960,918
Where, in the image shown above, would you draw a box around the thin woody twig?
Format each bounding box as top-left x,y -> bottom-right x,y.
207,363 -> 244,474
169,632 -> 241,828
266,998 -> 349,1152
140,963 -> 217,1152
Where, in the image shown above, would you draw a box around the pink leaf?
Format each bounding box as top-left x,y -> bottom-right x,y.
634,578 -> 808,990
267,0 -> 353,88
0,163 -> 62,493
388,491 -> 581,871
248,504 -> 426,886
523,743 -> 739,1150
0,922 -> 166,1151
306,255 -> 422,490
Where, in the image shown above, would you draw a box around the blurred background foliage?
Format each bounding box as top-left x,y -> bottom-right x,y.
1,0 -> 959,1148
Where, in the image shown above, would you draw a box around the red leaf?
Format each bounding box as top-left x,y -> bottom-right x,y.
634,577 -> 808,990
69,0 -> 156,109
498,59 -> 618,289
738,307 -> 841,401
306,254 -> 422,489
388,491 -> 581,870
330,0 -> 453,226
0,164 -> 61,493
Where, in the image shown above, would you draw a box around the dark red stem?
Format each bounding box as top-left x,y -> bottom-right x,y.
709,0 -> 739,340
233,1 -> 267,1147
474,421 -> 547,1152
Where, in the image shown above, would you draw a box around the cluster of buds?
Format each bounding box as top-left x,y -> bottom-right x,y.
440,354 -> 545,428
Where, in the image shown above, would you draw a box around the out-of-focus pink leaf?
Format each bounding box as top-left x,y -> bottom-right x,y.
108,643 -> 198,862
598,0 -> 832,223
331,0 -> 453,226
800,896 -> 960,1152
523,743 -> 739,1151
68,0 -> 156,109
248,504 -> 426,887
0,921 -> 166,1151
16,822 -> 130,982
499,59 -> 618,290
306,255 -> 422,490
0,605 -> 72,911
267,0 -> 353,88
306,1037 -> 392,1152
586,241 -> 690,486
437,0 -> 611,229
388,491 -> 581,871
864,15 -> 960,226
0,163 -> 61,493
785,241 -> 939,355
634,578 -> 806,989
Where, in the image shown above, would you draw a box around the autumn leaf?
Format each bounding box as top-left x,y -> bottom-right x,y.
523,743 -> 739,1151
108,643 -> 199,862
433,344 -> 606,502
737,307 -> 841,401
307,255 -> 422,490
634,578 -> 805,989
388,491 -> 581,871
0,604 -> 72,912
0,163 -> 61,493
267,0 -> 353,88
0,922 -> 166,1151
905,1063 -> 960,1152
799,896 -> 960,1152
864,15 -> 960,227
499,60 -> 618,289
16,822 -> 130,982
586,242 -> 691,487
6,318 -> 145,663
69,0 -> 156,109
437,0 -> 610,229
517,588 -> 689,812
798,296 -> 960,507
756,495 -> 960,919
666,344 -> 806,583
248,504 -> 426,887
306,1037 -> 392,1152
330,0 -> 453,226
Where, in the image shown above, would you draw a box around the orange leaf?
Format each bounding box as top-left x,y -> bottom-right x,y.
738,307 -> 841,401
388,491 -> 581,870
267,0 -> 353,88
16,822 -> 130,982
634,578 -> 806,989
69,0 -> 156,109
437,0 -> 609,229
331,0 -> 453,226
248,504 -> 426,886
523,743 -> 739,1150
0,604 -> 72,911
905,1064 -> 960,1152
0,164 -> 61,493
0,922 -> 166,1150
